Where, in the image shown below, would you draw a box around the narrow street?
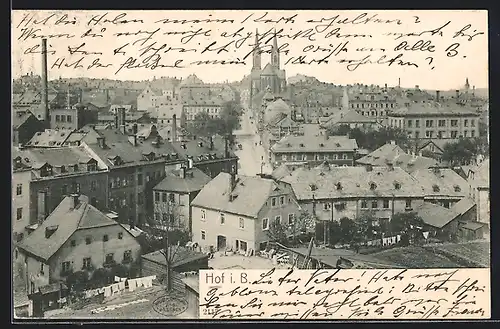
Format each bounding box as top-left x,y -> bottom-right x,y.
233,106 -> 273,176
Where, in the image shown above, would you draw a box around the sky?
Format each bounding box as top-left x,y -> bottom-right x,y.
11,10 -> 488,90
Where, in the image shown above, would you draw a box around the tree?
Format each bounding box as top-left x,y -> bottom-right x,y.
67,270 -> 89,292
357,212 -> 377,240
442,138 -> 479,166
339,217 -> 357,243
267,219 -> 288,245
145,200 -> 191,292
390,212 -> 426,244
327,125 -> 410,151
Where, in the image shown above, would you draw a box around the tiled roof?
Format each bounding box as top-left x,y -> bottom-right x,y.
191,173 -> 284,218
321,109 -> 378,127
410,168 -> 469,199
266,98 -> 290,112
171,135 -> 234,162
356,143 -> 438,172
271,162 -> 307,180
180,74 -> 204,86
261,63 -> 277,75
154,167 -> 211,193
451,197 -> 475,215
389,102 -> 479,117
282,165 -> 425,200
271,135 -> 358,153
17,195 -> 118,261
85,129 -> 179,167
413,202 -> 461,228
26,129 -> 73,147
18,146 -> 98,173
12,111 -> 37,129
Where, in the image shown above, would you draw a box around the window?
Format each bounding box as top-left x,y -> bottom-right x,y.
239,218 -> 245,229
154,192 -> 160,202
383,200 -> 389,208
138,174 -> 143,185
70,240 -> 76,247
118,232 -> 123,239
271,198 -> 277,207
201,210 -> 206,221
239,241 -> 248,252
425,131 -> 434,138
262,218 -> 269,230
451,131 -> 458,138
369,182 -> 377,190
279,196 -> 285,205
288,213 -> 295,225
454,185 -> 461,192
162,192 -> 167,202
62,261 -> 71,273
40,263 -> 44,274
323,203 -> 331,211
123,250 -> 132,262
55,115 -> 61,122
438,120 -> 446,127
103,234 -> 109,242
415,120 -> 420,128
74,183 -> 80,193
90,181 -> 97,191
61,115 -> 66,122
67,115 -> 72,123
361,200 -> 368,208
471,119 -> 476,127
16,184 -> 22,195
407,120 -> 412,128
464,119 -> 468,127
85,236 -> 92,245
371,200 -> 378,208
105,253 -> 114,264
169,193 -> 175,203
138,192 -> 144,205
16,208 -> 22,220
437,131 -> 445,138
201,230 -> 206,240
220,213 -> 225,225
83,257 -> 91,269
275,215 -> 281,224
451,120 -> 458,127
405,199 -> 412,209
471,130 -> 475,137
415,131 -> 420,138
464,131 -> 468,137
425,120 -> 433,128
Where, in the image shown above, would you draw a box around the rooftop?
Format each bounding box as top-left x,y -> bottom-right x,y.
282,164 -> 425,200
389,102 -> 479,117
413,202 -> 461,228
153,167 -> 212,193
410,167 -> 469,199
17,195 -> 119,261
271,134 -> 358,153
192,172 -> 291,218
26,129 -> 73,148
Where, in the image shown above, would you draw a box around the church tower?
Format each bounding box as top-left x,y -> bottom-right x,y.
271,29 -> 280,69
465,77 -> 470,91
252,29 -> 261,71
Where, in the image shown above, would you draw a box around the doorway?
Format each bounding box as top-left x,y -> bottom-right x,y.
217,235 -> 227,251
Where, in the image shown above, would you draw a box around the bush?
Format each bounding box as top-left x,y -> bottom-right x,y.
66,270 -> 89,292
91,268 -> 111,287
110,264 -> 129,278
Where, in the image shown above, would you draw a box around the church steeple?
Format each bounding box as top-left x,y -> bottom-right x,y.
271,29 -> 280,69
252,29 -> 261,71
465,77 -> 470,90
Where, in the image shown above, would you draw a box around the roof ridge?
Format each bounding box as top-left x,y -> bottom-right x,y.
76,201 -> 89,228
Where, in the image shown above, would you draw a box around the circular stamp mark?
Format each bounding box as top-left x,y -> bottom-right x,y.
152,295 -> 188,316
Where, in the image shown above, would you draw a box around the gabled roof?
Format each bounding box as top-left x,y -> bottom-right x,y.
413,202 -> 461,228
282,165 -> 425,200
154,167 -> 212,193
26,129 -> 73,148
389,102 -> 479,117
180,74 -> 204,86
321,109 -> 377,128
271,134 -> 358,153
12,111 -> 38,129
17,195 -> 119,261
472,158 -> 489,188
191,173 -> 285,218
356,143 -> 438,172
261,63 -> 277,76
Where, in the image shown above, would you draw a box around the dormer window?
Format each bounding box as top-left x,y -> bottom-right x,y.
335,143 -> 341,147
369,182 -> 377,190
432,184 -> 440,192
60,165 -> 66,173
299,143 -> 305,147
319,143 -> 324,147
394,182 -> 401,190
454,185 -> 461,192
73,164 -> 79,172
336,182 -> 342,190
309,183 -> 318,191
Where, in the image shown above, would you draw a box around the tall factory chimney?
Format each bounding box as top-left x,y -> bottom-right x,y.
41,39 -> 49,124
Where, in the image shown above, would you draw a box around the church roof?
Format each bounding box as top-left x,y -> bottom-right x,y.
261,63 -> 277,76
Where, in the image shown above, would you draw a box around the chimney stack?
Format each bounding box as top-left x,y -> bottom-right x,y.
229,165 -> 237,192
116,108 -> 126,134
180,166 -> 186,179
132,123 -> 138,135
398,78 -> 401,87
69,194 -> 80,210
97,136 -> 106,148
455,90 -> 460,99
41,39 -> 49,124
172,114 -> 177,142
67,85 -> 71,109
436,90 -> 440,102
128,134 -> 137,146
209,137 -> 214,150
37,190 -> 48,223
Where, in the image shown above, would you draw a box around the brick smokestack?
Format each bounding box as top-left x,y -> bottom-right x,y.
172,114 -> 177,142
436,90 -> 440,102
41,39 -> 49,124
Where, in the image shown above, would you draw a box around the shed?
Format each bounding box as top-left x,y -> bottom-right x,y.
140,247 -> 209,278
